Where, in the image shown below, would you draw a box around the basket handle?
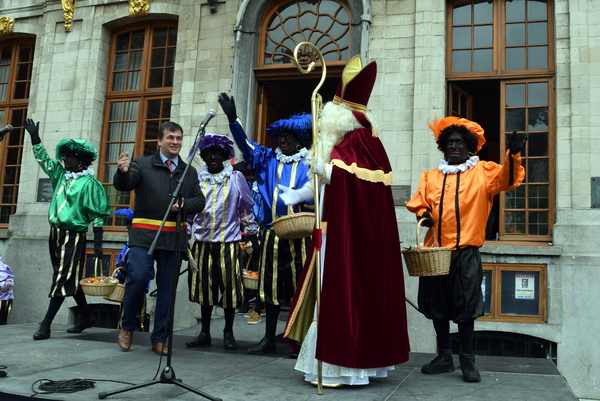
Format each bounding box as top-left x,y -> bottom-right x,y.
94,257 -> 102,277
416,218 -> 438,249
286,204 -> 301,215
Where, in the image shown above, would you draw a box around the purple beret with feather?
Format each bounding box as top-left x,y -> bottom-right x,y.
195,134 -> 236,160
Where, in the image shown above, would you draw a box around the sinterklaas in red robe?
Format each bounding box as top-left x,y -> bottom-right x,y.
285,127 -> 410,370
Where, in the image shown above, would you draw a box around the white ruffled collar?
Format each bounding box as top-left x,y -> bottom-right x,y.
438,155 -> 479,174
275,147 -> 308,163
199,163 -> 233,184
65,168 -> 94,180
251,181 -> 259,193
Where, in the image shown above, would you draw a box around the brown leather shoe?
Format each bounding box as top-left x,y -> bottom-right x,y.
117,330 -> 133,350
152,342 -> 168,355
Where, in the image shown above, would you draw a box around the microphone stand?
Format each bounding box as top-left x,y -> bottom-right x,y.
99,124 -> 220,401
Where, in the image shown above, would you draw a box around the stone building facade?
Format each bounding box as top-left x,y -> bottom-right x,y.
0,0 -> 598,399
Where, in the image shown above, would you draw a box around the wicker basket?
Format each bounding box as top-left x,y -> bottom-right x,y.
403,219 -> 452,277
103,283 -> 125,302
80,258 -> 118,297
242,255 -> 259,290
80,278 -> 117,296
103,268 -> 125,303
242,274 -> 259,290
272,205 -> 315,240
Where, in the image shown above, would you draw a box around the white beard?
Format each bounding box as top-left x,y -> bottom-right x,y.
312,102 -> 364,164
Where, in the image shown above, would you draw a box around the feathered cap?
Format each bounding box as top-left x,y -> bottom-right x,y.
195,134 -> 236,160
55,139 -> 98,161
231,159 -> 251,172
428,116 -> 486,153
266,113 -> 312,141
113,208 -> 134,221
332,54 -> 378,136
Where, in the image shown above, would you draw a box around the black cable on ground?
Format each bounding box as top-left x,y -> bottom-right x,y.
31,378 -> 136,396
31,378 -> 95,395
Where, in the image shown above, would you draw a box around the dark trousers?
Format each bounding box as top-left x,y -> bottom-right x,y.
122,247 -> 181,344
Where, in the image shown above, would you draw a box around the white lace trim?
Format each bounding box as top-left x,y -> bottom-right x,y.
438,155 -> 479,174
199,163 -> 232,184
275,147 -> 308,163
295,322 -> 393,385
64,168 -> 94,180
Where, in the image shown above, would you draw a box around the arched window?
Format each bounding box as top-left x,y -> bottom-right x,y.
447,0 -> 554,241
261,0 -> 350,66
253,0 -> 352,147
98,23 -> 177,229
0,39 -> 34,227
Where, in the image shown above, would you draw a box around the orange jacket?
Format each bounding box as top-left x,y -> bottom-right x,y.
406,151 -> 524,249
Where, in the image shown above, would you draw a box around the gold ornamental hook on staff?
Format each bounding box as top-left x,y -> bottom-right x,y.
292,41 -> 326,395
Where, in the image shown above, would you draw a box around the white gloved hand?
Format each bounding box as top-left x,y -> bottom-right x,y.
279,184 -> 314,205
314,158 -> 324,176
311,157 -> 332,184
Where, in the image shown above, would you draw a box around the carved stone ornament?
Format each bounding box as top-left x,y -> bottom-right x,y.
0,16 -> 15,37
129,0 -> 151,18
62,0 -> 74,32
208,0 -> 218,13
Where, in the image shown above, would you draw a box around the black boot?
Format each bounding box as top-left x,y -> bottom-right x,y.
186,332 -> 211,347
223,332 -> 237,350
33,322 -> 51,340
459,353 -> 481,382
421,349 -> 455,374
67,315 -> 97,333
247,337 -> 276,354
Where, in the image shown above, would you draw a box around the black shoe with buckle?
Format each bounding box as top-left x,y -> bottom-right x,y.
421,349 -> 455,374
459,353 -> 481,382
33,322 -> 51,340
247,337 -> 276,354
186,332 -> 211,347
67,316 -> 97,333
223,332 -> 237,350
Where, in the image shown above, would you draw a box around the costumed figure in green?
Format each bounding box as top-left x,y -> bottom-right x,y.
23,118 -> 111,341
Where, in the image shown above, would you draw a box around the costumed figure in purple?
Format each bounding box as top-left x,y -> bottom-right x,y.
218,93 -> 313,354
279,55 -> 410,386
185,134 -> 259,350
23,118 -> 111,341
0,257 -> 14,325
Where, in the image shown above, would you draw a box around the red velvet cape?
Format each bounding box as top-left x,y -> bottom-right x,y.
286,128 -> 410,369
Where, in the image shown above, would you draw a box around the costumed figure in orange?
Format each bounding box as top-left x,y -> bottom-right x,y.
406,117 -> 528,382
279,55 -> 410,386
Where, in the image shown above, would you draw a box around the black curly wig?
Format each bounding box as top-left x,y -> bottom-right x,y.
59,146 -> 95,168
200,145 -> 230,161
436,124 -> 479,154
272,128 -> 312,150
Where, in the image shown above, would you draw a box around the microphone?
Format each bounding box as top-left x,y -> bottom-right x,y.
0,124 -> 13,142
197,109 -> 216,132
